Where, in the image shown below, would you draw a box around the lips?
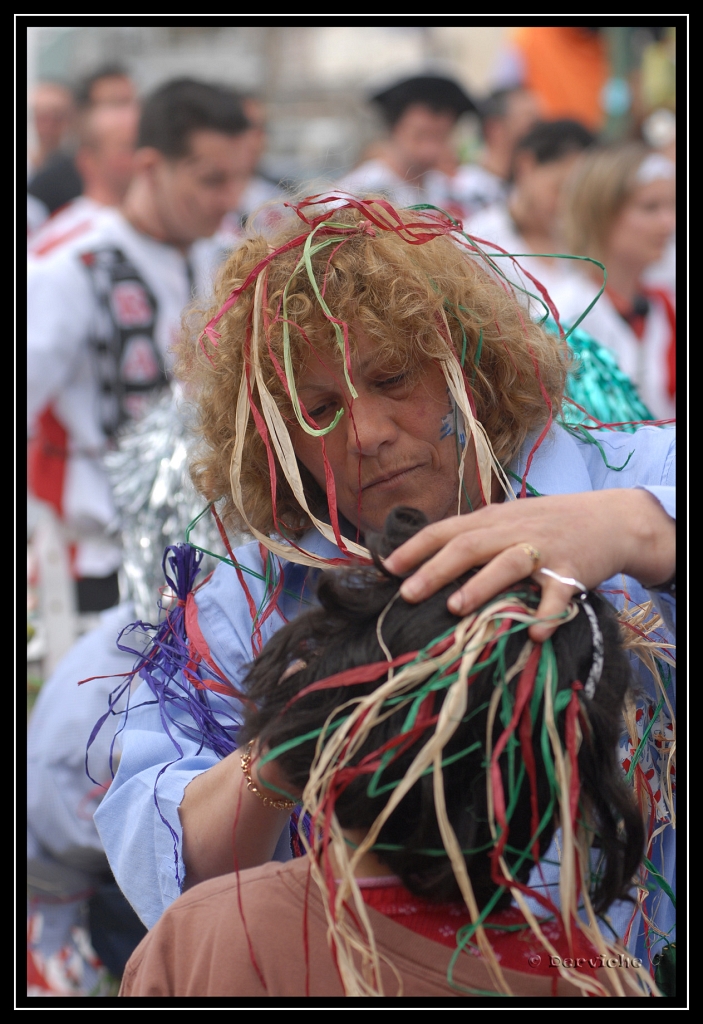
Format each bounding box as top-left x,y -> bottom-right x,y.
361,465 -> 423,491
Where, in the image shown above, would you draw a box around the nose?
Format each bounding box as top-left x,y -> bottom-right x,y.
345,393 -> 398,457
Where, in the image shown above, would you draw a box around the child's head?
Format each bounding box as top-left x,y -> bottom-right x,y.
240,506 -> 643,917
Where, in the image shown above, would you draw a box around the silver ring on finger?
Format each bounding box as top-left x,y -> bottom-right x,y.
538,567 -> 588,599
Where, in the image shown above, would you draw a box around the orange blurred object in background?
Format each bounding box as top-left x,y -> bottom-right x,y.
511,27 -> 609,131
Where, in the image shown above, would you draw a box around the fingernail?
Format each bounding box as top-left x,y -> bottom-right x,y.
447,594 -> 463,614
400,579 -> 422,601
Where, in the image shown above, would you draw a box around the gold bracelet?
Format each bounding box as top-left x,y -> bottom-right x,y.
240,741 -> 296,811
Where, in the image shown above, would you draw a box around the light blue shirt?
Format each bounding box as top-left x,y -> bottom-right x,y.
94,423 -> 676,939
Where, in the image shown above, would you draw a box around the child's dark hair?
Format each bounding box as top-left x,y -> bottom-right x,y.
514,118 -> 596,166
240,507 -> 644,914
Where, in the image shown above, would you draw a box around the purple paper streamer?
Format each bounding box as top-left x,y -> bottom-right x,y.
87,544 -> 245,882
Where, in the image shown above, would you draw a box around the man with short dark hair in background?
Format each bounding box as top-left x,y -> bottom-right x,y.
28,78 -> 252,616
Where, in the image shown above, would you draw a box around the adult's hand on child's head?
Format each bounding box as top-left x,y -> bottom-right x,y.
383,489 -> 675,642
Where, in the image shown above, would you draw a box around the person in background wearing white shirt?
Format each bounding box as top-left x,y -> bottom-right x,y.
27,194 -> 49,238
28,103 -> 139,255
336,73 -> 476,208
27,78 -> 253,614
443,86 -> 540,222
554,143 -> 676,421
27,64 -> 140,241
27,80 -> 77,181
641,109 -> 676,295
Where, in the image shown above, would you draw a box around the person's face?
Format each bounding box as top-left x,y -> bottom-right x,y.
289,331 -> 477,536
514,150 -> 583,233
32,84 -> 75,151
78,106 -> 138,202
89,75 -> 138,108
606,177 -> 676,270
152,129 -> 253,245
392,104 -> 457,178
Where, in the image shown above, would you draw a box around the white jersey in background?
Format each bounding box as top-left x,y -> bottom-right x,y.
27,195 -> 108,257
334,160 -> 469,224
27,207 -> 225,578
27,194 -> 50,241
464,203 -> 676,420
643,233 -> 676,294
335,159 -> 427,208
549,273 -> 676,421
436,163 -> 508,223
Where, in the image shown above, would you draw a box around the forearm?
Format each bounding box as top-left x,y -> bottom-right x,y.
179,747 -> 292,891
619,488 -> 675,589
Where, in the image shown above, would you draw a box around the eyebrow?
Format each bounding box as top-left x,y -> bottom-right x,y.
296,382 -> 338,394
295,352 -> 407,394
296,352 -> 405,387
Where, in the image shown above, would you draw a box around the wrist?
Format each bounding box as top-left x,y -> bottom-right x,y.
620,489 -> 676,590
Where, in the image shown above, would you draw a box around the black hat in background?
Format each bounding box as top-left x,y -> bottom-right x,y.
370,74 -> 477,128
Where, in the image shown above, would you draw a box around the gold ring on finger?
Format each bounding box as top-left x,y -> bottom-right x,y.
517,543 -> 541,570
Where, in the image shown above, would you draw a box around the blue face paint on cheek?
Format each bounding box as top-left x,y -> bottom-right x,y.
440,390 -> 466,445
440,388 -> 454,440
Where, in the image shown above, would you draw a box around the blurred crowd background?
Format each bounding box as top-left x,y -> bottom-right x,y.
27,24 -> 676,192
24,22 -> 680,999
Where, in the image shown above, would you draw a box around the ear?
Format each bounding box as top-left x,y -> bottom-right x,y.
132,146 -> 165,177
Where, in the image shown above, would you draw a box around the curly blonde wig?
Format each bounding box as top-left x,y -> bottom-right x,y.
177,198 -> 568,546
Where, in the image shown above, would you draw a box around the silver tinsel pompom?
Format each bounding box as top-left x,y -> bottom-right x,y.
105,391 -> 250,622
